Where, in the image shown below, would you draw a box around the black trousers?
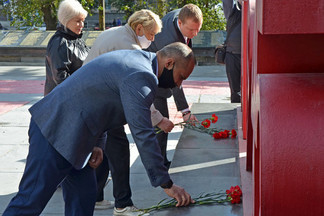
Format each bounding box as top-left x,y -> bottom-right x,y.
95,149 -> 109,202
225,52 -> 241,103
95,126 -> 133,208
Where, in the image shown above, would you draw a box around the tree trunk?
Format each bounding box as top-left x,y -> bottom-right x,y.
99,0 -> 105,30
42,3 -> 57,30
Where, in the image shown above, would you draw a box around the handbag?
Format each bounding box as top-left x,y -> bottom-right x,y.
215,44 -> 226,64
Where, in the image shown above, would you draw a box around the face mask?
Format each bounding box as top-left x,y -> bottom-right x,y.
137,34 -> 152,49
158,66 -> 176,89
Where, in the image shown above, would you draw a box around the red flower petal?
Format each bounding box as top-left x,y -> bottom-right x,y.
213,132 -> 222,139
210,114 -> 218,123
201,119 -> 211,128
231,129 -> 237,138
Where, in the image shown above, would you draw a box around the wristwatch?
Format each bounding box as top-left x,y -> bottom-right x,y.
160,179 -> 173,189
182,110 -> 191,117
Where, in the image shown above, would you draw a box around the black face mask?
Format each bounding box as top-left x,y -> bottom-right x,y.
158,66 -> 176,89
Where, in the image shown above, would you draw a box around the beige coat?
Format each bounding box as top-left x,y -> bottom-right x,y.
84,24 -> 163,126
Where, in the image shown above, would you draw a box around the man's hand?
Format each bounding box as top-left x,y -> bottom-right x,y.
183,112 -> 198,124
157,117 -> 174,133
88,147 -> 103,169
163,184 -> 195,207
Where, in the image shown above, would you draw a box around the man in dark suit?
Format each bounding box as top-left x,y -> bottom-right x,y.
3,42 -> 195,216
146,3 -> 203,168
223,0 -> 242,103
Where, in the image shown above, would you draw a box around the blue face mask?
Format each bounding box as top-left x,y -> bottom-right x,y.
158,65 -> 176,89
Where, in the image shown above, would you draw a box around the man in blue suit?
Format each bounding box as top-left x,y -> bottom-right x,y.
3,42 -> 195,216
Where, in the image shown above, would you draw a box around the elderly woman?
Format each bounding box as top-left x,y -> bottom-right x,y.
84,10 -> 173,216
44,0 -> 89,95
2,1 -> 103,216
84,9 -> 162,63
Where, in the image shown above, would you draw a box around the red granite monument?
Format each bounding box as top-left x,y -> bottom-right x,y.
241,0 -> 324,215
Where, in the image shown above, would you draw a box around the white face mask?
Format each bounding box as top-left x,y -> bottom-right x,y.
137,34 -> 152,49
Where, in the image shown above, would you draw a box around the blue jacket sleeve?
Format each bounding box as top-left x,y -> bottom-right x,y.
119,72 -> 171,187
96,131 -> 107,150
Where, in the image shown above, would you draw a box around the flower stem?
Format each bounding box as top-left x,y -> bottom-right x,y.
138,192 -> 230,215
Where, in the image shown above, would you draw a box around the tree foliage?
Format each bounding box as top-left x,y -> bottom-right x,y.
0,0 -> 225,30
109,0 -> 226,30
0,0 -> 97,30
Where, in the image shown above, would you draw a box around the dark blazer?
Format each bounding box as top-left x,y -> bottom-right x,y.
29,49 -> 170,187
223,0 -> 241,54
146,9 -> 190,111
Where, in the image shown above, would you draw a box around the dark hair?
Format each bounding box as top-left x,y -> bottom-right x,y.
158,42 -> 196,66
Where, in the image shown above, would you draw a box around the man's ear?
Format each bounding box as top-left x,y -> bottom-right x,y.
178,19 -> 183,27
164,58 -> 175,69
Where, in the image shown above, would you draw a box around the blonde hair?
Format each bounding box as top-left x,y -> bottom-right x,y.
178,3 -> 203,24
58,0 -> 88,27
128,9 -> 162,33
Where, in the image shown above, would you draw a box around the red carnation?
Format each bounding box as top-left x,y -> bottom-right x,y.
231,129 -> 237,138
224,130 -> 230,137
213,132 -> 222,139
210,114 -> 218,123
226,185 -> 242,204
219,131 -> 228,138
201,119 -> 211,128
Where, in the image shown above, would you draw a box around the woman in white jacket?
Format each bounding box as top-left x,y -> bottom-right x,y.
85,9 -> 161,63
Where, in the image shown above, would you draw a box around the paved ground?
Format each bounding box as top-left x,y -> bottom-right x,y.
0,64 -> 243,215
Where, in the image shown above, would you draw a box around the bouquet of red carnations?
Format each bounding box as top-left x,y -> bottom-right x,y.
138,185 -> 242,215
156,113 -> 237,140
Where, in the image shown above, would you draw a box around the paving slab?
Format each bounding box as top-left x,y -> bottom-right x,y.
0,66 -> 45,80
0,104 -> 32,126
152,103 -> 243,216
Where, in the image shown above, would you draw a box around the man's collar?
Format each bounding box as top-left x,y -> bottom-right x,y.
176,18 -> 187,42
152,56 -> 158,77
